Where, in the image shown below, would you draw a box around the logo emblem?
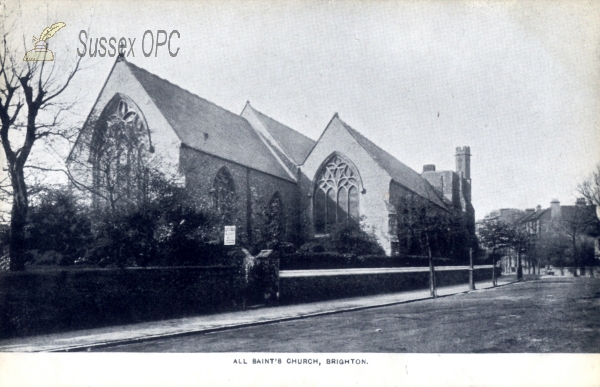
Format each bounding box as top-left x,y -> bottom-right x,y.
23,22 -> 66,62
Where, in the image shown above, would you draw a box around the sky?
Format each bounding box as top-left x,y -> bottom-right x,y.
4,0 -> 600,219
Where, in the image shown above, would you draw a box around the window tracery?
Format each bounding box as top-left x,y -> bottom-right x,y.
89,96 -> 152,207
314,155 -> 360,233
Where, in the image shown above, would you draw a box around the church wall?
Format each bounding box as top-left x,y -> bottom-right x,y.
300,118 -> 394,255
421,170 -> 460,208
248,168 -> 299,246
180,146 -> 298,246
87,60 -> 182,178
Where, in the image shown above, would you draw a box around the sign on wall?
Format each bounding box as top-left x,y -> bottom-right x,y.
224,226 -> 236,245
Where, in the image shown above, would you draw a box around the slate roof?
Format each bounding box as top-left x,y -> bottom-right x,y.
125,61 -> 294,182
517,210 -> 543,223
517,205 -> 597,224
335,116 -> 447,209
558,205 -> 597,221
247,105 -> 316,165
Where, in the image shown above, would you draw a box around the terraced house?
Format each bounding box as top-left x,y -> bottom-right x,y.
69,57 -> 475,256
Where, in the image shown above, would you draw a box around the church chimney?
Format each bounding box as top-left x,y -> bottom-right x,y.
456,146 -> 471,180
551,199 -> 561,219
422,164 -> 436,173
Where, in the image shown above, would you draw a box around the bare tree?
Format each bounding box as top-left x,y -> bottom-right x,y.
579,164 -> 600,208
0,22 -> 82,270
554,205 -> 599,270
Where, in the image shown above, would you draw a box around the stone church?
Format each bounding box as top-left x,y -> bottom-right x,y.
69,57 -> 474,256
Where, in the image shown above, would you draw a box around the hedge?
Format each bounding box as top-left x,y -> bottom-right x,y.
0,266 -> 242,339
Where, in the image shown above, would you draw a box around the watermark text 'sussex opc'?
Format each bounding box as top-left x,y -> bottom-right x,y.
78,30 -> 180,58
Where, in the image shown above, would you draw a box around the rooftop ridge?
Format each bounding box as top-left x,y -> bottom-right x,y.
122,60 -> 294,183
249,104 -> 316,143
336,116 -> 412,175
335,115 -> 447,209
125,61 -> 244,123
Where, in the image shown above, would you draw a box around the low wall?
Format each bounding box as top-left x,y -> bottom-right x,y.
279,266 -> 500,304
0,266 -> 240,339
547,267 -> 600,277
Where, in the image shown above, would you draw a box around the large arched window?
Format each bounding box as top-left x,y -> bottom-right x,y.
89,94 -> 153,208
213,167 -> 236,218
314,155 -> 360,233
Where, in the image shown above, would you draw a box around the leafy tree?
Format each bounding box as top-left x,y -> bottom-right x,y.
535,232 -> 570,268
26,186 -> 91,265
247,190 -> 288,255
396,194 -> 452,296
477,218 -> 511,285
554,205 -> 599,269
505,224 -> 532,281
84,170 -> 225,268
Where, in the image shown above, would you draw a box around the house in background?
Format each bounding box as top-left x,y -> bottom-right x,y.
68,57 -> 475,256
482,199 -> 600,273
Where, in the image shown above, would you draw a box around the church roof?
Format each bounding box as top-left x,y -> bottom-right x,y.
125,61 -> 295,182
336,116 -> 447,209
246,105 -> 316,165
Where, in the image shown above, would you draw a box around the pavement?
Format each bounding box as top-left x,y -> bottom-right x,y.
0,275 -> 517,352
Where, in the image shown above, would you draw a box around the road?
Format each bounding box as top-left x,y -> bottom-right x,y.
98,277 -> 600,352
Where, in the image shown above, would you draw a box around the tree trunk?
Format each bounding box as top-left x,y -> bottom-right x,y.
492,252 -> 497,287
517,251 -> 523,281
572,235 -> 578,277
8,168 -> 29,271
426,235 -> 436,298
469,247 -> 475,290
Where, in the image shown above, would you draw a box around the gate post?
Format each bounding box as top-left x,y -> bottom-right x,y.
256,250 -> 280,306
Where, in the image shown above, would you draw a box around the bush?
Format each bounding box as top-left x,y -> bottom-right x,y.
87,198 -> 228,268
280,252 -> 354,270
325,220 -> 385,255
577,240 -> 596,266
25,188 -> 92,266
297,241 -> 326,254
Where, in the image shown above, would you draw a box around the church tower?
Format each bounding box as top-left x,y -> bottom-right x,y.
455,146 -> 471,181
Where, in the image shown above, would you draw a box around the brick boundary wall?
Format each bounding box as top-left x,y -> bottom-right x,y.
278,266 -> 501,304
0,266 -> 241,340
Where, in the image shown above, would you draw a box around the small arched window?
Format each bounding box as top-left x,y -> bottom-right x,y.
213,167 -> 236,217
314,155 -> 360,233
